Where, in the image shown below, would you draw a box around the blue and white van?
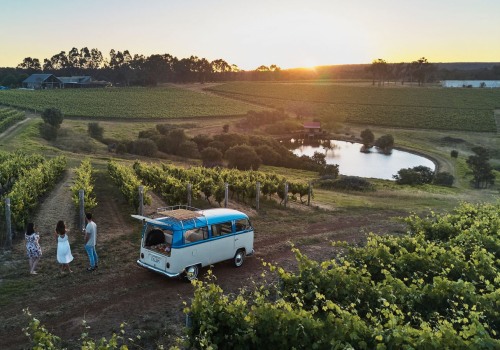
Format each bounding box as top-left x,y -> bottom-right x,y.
133,205 -> 254,280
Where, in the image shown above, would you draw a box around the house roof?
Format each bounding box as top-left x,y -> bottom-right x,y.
59,76 -> 92,84
22,74 -> 61,83
303,122 -> 321,129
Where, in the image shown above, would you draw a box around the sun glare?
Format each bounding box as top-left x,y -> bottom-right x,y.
301,59 -> 318,70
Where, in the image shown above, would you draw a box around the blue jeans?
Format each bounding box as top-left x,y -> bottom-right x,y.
85,245 -> 98,268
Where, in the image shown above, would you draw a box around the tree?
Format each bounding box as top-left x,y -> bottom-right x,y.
393,166 -> 434,185
374,134 -> 394,153
412,57 -> 435,86
201,147 -> 223,167
360,129 -> 375,147
433,172 -> 454,187
466,146 -> 495,188
17,57 -> 41,72
41,108 -> 63,129
311,152 -> 326,166
370,58 -> 388,86
225,145 -> 261,170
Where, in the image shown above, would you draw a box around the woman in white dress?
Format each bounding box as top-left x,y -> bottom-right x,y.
55,220 -> 73,273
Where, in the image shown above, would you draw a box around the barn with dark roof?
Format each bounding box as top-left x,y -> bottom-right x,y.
22,74 -> 62,89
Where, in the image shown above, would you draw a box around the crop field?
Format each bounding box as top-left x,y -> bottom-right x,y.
207,82 -> 500,132
0,86 -> 264,119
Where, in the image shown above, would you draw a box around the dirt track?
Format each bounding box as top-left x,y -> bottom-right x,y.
0,163 -> 406,349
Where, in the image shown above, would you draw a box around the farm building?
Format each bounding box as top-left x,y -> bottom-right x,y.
58,76 -> 110,88
23,74 -> 109,89
303,121 -> 321,133
22,74 -> 62,89
442,80 -> 500,88
303,121 -> 322,138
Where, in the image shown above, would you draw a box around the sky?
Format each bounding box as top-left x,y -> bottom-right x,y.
1,0 -> 499,70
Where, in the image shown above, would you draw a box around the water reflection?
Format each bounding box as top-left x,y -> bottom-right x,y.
287,139 -> 435,180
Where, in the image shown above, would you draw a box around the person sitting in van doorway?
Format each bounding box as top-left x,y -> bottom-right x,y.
84,212 -> 98,271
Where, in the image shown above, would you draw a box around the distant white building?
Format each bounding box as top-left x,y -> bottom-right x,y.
442,80 -> 500,88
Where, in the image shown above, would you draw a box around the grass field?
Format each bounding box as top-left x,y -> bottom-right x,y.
0,86 -> 264,119
207,82 -> 500,132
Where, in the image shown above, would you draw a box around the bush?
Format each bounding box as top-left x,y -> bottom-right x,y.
39,123 -> 58,141
393,166 -> 434,185
374,134 -> 394,153
116,142 -> 128,154
87,122 -> 104,140
450,150 -> 459,158
192,134 -> 213,151
264,120 -> 302,135
317,176 -> 374,191
131,139 -> 157,157
201,147 -> 223,167
255,145 -> 282,166
360,128 -> 374,147
225,144 -> 261,170
318,164 -> 339,178
41,108 -> 63,128
433,172 -> 454,187
177,140 -> 200,158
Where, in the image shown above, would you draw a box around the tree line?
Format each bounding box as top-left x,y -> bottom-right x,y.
1,48 -> 499,88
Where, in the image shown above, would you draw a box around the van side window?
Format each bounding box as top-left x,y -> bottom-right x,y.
184,227 -> 208,244
235,219 -> 251,232
211,222 -> 233,237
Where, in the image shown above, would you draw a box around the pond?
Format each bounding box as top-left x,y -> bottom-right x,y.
288,139 -> 436,180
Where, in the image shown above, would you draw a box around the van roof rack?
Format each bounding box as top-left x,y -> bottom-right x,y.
155,205 -> 207,228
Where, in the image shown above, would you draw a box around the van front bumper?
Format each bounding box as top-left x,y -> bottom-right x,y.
137,259 -> 181,278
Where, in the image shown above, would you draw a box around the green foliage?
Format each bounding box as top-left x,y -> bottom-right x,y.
225,145 -> 261,170
131,161 -> 310,207
200,147 -> 223,167
0,87 -> 263,118
318,175 -> 374,192
0,152 -> 44,196
39,123 -> 58,141
23,309 -> 61,349
451,150 -> 459,158
360,128 -> 375,146
23,309 -> 140,349
318,164 -> 339,178
433,172 -> 455,187
133,162 -> 191,205
264,119 -> 302,135
108,160 -> 151,210
185,202 -> 500,348
466,146 -> 496,189
70,158 -> 97,212
393,165 -> 434,185
131,138 -> 157,157
374,134 -> 394,153
2,156 -> 66,229
87,122 -> 104,140
41,108 -> 63,128
0,107 -> 25,133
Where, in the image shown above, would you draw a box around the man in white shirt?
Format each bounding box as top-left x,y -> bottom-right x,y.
84,212 -> 98,271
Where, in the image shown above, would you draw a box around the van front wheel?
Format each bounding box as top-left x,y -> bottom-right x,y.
184,265 -> 199,281
233,250 -> 245,267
